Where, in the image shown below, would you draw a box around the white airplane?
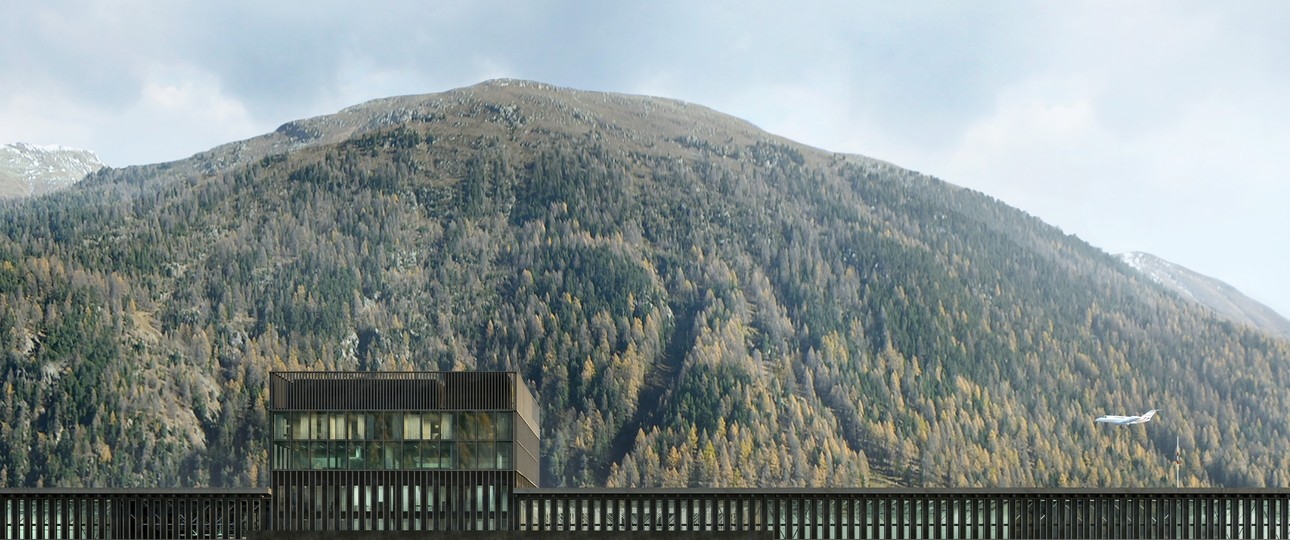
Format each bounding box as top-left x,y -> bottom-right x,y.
1096,409 -> 1159,426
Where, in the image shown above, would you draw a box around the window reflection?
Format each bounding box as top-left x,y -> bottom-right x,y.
495,413 -> 513,440
348,413 -> 367,440
439,413 -> 454,439
422,442 -> 440,469
403,415 -> 421,440
403,442 -> 421,469
312,414 -> 327,440
348,443 -> 365,470
329,414 -> 346,440
271,412 -> 513,470
457,413 -> 475,441
291,442 -> 308,470
293,413 -> 309,441
383,443 -> 402,469
496,444 -> 512,469
440,442 -> 455,469
375,413 -> 399,440
422,412 -> 452,440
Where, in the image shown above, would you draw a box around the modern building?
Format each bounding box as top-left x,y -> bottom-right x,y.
0,488 -> 269,539
268,371 -> 539,531
5,370 -> 1290,538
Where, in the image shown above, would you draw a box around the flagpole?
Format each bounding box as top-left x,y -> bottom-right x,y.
1174,436 -> 1180,489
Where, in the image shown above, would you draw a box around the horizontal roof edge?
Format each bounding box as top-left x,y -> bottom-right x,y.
514,487 -> 1290,495
0,488 -> 272,495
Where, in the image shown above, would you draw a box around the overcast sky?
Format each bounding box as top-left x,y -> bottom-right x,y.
3,1 -> 1288,317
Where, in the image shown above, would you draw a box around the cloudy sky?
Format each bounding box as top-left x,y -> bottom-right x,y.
3,1 -> 1288,317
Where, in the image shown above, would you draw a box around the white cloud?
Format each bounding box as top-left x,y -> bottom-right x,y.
0,88 -> 102,155
0,64 -> 263,165
937,75 -> 1115,217
126,65 -> 262,160
139,66 -> 248,121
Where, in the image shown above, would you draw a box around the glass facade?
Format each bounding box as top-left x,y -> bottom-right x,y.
271,411 -> 515,471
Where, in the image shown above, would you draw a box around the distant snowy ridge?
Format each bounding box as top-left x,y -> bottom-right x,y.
0,142 -> 105,198
1119,251 -> 1290,338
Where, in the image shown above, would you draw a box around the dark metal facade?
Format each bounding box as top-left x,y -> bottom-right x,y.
268,371 -> 539,531
269,371 -> 538,487
8,487 -> 1290,539
1,489 -> 269,539
270,371 -> 530,413
270,470 -> 516,532
514,488 -> 1290,539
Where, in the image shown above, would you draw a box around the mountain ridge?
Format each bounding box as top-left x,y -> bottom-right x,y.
1120,251 -> 1290,338
174,79 -> 808,176
1,80 -> 1287,490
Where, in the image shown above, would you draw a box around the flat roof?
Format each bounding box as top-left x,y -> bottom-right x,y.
516,487 -> 1290,496
0,488 -> 271,495
270,371 -> 531,413
271,370 -> 522,380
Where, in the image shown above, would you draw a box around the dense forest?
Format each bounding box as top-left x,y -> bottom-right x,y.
1,80 -> 1287,489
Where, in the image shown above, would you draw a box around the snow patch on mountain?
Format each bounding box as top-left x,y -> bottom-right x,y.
0,142 -> 105,198
1120,251 -> 1198,301
1119,251 -> 1290,338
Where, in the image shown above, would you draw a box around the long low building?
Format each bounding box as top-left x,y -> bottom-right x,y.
6,486 -> 1290,539
0,488 -> 270,539
515,487 -> 1290,539
4,371 -> 1290,539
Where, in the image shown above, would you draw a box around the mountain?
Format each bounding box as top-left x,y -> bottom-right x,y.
1,80 -> 1288,490
1119,252 -> 1290,338
0,143 -> 104,198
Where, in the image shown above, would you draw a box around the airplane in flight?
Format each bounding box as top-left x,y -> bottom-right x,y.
1096,409 -> 1159,426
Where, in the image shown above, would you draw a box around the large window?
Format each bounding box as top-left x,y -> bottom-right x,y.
272,411 -> 513,470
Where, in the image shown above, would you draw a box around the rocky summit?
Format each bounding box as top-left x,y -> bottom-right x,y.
0,142 -> 104,198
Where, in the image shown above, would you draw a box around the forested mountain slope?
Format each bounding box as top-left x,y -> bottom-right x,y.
1,80 -> 1287,489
